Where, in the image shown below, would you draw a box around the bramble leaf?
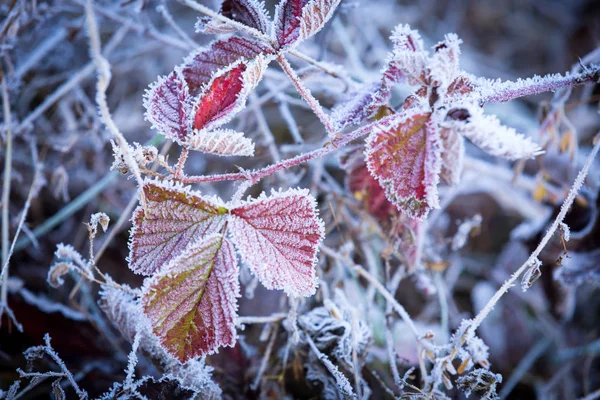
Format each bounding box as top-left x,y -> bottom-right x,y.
439,127 -> 464,185
142,234 -> 239,362
144,69 -> 193,144
188,129 -> 255,156
129,182 -> 228,276
229,188 -> 325,297
193,56 -> 268,132
274,0 -> 340,49
198,0 -> 270,34
181,37 -> 272,94
365,109 -> 442,220
388,24 -> 429,86
442,103 -> 543,160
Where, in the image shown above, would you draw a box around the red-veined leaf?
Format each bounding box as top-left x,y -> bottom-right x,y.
188,129 -> 255,156
365,109 -> 442,220
181,37 -> 272,95
229,188 -> 325,297
197,0 -> 269,34
128,181 -> 228,276
193,56 -> 268,132
144,69 -> 193,144
142,234 -> 240,362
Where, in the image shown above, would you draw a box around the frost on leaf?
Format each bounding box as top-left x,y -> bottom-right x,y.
298,0 -> 342,42
128,182 -> 228,276
198,0 -> 270,35
193,57 -> 268,132
332,82 -> 391,129
181,37 -> 272,95
442,104 -> 543,160
439,127 -> 464,185
144,69 -> 193,144
142,234 -> 240,362
229,188 -> 325,297
387,24 -> 428,86
365,110 -> 442,220
189,129 -> 255,156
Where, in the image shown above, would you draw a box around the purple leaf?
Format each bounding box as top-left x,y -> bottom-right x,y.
198,0 -> 270,34
229,188 -> 325,297
365,109 -> 443,220
142,234 -> 240,362
274,0 -> 340,49
144,69 -> 193,144
128,182 -> 228,276
181,37 -> 272,95
439,127 -> 465,185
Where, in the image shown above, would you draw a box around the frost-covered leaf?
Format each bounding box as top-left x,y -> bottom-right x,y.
198,0 -> 269,34
128,182 -> 228,276
99,284 -> 141,343
189,129 -> 255,156
388,24 -> 429,86
181,37 -> 272,94
439,127 -> 464,185
47,262 -> 75,288
430,33 -> 462,90
365,109 -> 442,219
298,0 -> 341,42
144,69 -> 193,144
193,57 -> 268,132
274,0 -> 341,49
555,249 -> 600,286
332,82 -> 391,129
142,234 -> 240,362
229,188 -> 325,297
341,147 -> 396,222
442,103 -> 543,160
274,0 -> 309,48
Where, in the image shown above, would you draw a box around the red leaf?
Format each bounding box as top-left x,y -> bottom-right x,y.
144,69 -> 193,144
193,64 -> 246,131
229,189 -> 324,297
128,182 -> 228,276
142,234 -> 239,362
192,57 -> 268,133
365,109 -> 442,219
342,147 -> 397,222
181,37 -> 272,94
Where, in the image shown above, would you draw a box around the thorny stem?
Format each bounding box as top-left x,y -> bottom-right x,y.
179,112 -> 402,184
466,133 -> 600,340
1,71 -> 12,309
277,55 -> 337,137
478,66 -> 600,105
174,147 -> 189,177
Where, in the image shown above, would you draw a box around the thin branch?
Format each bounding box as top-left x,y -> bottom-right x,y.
277,55 -> 337,138
84,0 -> 146,207
466,133 -> 600,339
1,70 -> 13,310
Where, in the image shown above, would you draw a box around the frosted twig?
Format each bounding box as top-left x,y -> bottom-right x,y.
277,55 -> 337,138
84,0 -> 146,207
1,70 -> 12,311
250,323 -> 278,390
237,313 -> 287,326
477,66 -> 600,105
466,133 -> 600,340
578,388 -> 600,400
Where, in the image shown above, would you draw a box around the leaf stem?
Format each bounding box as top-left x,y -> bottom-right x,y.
277,55 -> 337,138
